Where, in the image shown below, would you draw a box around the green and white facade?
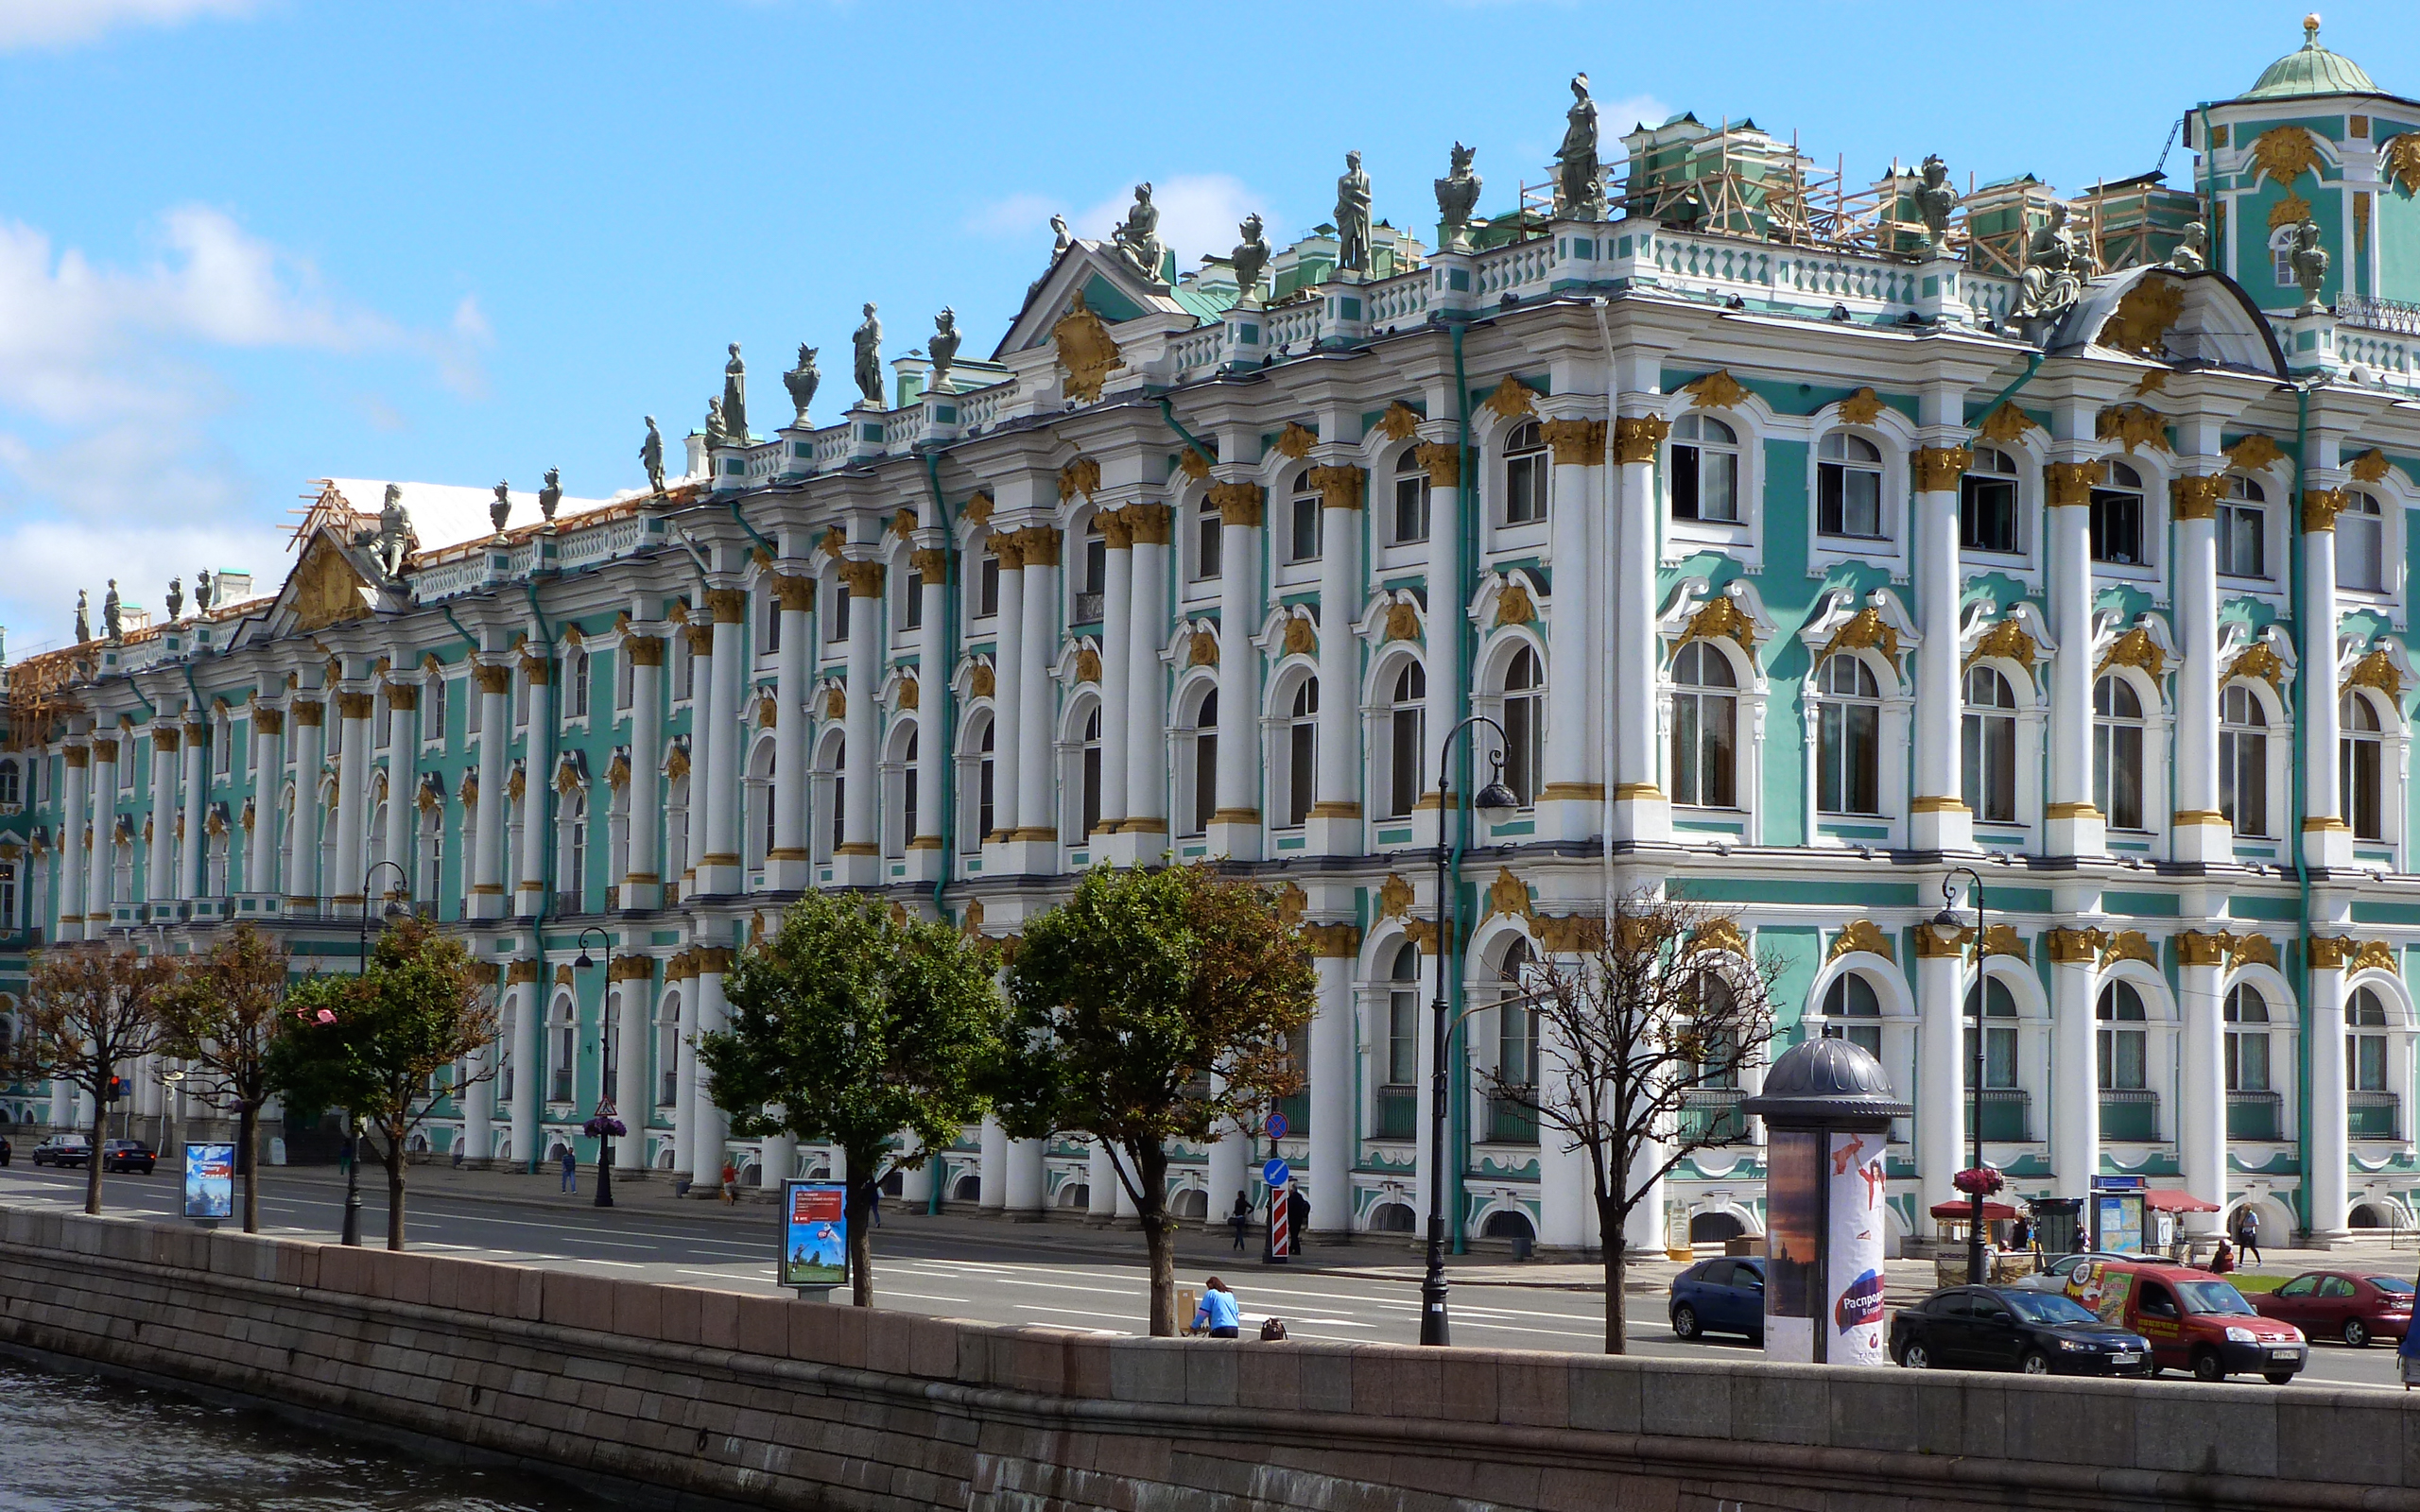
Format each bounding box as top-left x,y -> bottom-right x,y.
10,24 -> 2420,1249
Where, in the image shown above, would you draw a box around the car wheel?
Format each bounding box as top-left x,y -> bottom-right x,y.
2345,1319 -> 2371,1349
1671,1305 -> 1700,1340
2191,1349 -> 2226,1383
1899,1341 -> 1933,1370
2263,1370 -> 2296,1385
2020,1349 -> 2051,1375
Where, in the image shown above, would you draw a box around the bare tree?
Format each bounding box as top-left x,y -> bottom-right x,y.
1490,888 -> 1783,1353
8,947 -> 180,1215
158,923 -> 291,1233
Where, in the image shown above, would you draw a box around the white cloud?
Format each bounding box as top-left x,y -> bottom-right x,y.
1073,173 -> 1266,272
0,0 -> 255,51
964,193 -> 1057,241
1600,94 -> 1672,136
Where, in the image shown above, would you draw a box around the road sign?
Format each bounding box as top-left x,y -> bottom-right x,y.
1270,1179 -> 1292,1260
1262,1157 -> 1289,1189
1264,1110 -> 1288,1141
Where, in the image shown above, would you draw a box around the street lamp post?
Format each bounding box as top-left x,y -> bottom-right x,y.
574,926 -> 616,1209
344,860 -> 410,1247
1421,715 -> 1520,1347
1929,867 -> 1990,1285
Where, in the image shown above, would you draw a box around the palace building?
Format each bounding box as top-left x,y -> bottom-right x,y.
7,21 -> 2420,1250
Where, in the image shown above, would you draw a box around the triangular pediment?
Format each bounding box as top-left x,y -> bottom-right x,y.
993,240 -> 1188,360
272,530 -> 382,634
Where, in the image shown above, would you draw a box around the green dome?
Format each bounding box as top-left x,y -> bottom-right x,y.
2243,17 -> 2377,99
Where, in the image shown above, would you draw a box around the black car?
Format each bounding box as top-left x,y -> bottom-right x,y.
1891,1284 -> 2154,1376
99,1140 -> 156,1174
31,1134 -> 90,1167
1669,1257 -> 1766,1342
0,1133 -> 10,1166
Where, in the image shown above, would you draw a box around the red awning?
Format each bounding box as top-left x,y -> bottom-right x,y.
2142,1189 -> 2222,1213
1930,1200 -> 2020,1221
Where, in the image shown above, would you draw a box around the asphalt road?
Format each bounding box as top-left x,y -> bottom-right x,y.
1,1163 -> 2402,1392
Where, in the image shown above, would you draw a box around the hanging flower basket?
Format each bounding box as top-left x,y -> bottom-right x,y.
1952,1165 -> 2004,1197
582,1115 -> 627,1139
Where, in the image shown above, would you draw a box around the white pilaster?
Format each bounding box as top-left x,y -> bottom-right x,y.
978,1113 -> 1009,1210
908,543 -> 950,872
1306,463 -> 1364,854
382,687 -> 417,900
86,738 -> 116,925
146,723 -> 174,904
1007,529 -> 1059,871
1307,943 -> 1355,1240
1536,420 -> 1602,842
697,592 -> 748,895
1611,411 -> 1669,843
287,698 -> 327,908
332,691 -> 372,911
2170,473 -> 2229,862
768,576 -> 813,890
179,715 -> 207,900
986,537 -> 1027,868
2176,937 -> 2227,1230
510,974 -> 541,1172
245,713 -> 280,902
2304,498 -> 2353,870
836,559 -> 883,885
2308,947 -> 2351,1244
2048,933 -> 2100,1203
624,637 -> 665,911
1909,442 -> 1971,851
1121,513 -> 1172,859
514,658 -> 552,917
689,957 -> 731,1189
1208,483 -> 1265,859
58,744 -> 87,941
2045,461 -> 2103,857
1095,516 -> 1133,850
1914,938 -> 1968,1207
468,671 -> 509,919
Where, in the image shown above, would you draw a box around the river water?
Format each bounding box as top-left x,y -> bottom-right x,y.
0,1360 -> 591,1512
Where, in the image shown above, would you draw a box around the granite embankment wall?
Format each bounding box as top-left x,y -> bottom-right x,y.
1,1204 -> 2416,1512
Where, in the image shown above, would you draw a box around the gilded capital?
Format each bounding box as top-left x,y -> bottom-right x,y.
91,737 -> 118,763
1126,503 -> 1172,544
772,575 -> 817,612
2302,489 -> 2347,533
1017,526 -> 1062,568
1307,463 -> 1366,510
1911,445 -> 1974,494
1208,480 -> 1265,527
472,665 -> 511,696
993,533 -> 1028,572
2170,474 -> 2224,521
251,710 -> 282,737
2175,931 -> 2229,967
682,625 -> 715,657
706,588 -> 749,624
1540,417 -> 1608,466
2044,926 -> 2107,964
384,682 -> 417,712
909,547 -> 950,579
2309,936 -> 2357,971
1413,440 -> 1461,487
625,634 -> 666,667
290,698 -> 327,727
520,655 -> 550,686
337,691 -> 376,720
1613,414 -> 1670,465
151,726 -> 179,752
2045,462 -> 2100,508
63,745 -> 89,769
838,558 -> 886,598
1098,507 -> 1135,550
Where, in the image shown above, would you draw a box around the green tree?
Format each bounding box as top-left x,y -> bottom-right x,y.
994,865 -> 1314,1336
157,923 -> 291,1233
8,946 -> 177,1215
266,918 -> 498,1250
698,892 -> 1003,1306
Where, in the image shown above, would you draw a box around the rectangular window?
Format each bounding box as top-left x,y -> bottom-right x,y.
831,586 -> 851,643
2226,1030 -> 2270,1091
1290,495 -> 1322,562
2218,503 -> 2266,577
903,568 -> 924,629
977,755 -> 994,841
1504,454 -> 1547,524
1286,722 -> 1314,828
1671,445 -> 1737,523
1195,510 -> 1222,580
1819,703 -> 1880,816
901,765 -> 917,849
1388,707 -> 1423,819
2351,1034 -> 2389,1092
762,592 -> 781,654
1394,470 -> 1431,542
2098,1027 -> 2147,1090
466,682 -> 483,735
2090,489 -> 2144,565
1387,990 -> 1419,1085
1960,474 -> 2017,553
2342,737 -> 2383,839
1817,465 -> 1882,538
2221,728 -> 2269,836
1190,733 -> 1217,835
1964,1025 -> 2019,1089
977,554 -> 1001,617
615,650 -> 632,712
2341,511 -> 2385,592
2095,721 -> 2145,832
1962,712 -> 2017,824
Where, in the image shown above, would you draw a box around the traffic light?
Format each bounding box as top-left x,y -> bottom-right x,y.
104,1075 -> 126,1104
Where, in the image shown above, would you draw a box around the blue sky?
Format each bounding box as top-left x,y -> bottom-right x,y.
0,0 -> 2410,649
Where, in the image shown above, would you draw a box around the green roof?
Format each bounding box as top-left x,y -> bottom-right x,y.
2242,19 -> 2377,99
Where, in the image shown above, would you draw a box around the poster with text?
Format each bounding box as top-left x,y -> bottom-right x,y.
183,1143 -> 234,1221
1763,1129 -> 1821,1363
780,1179 -> 849,1288
1824,1129 -> 1889,1366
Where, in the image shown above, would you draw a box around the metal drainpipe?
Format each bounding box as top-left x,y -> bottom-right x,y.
1449,318 -> 1475,1255
921,451 -> 959,1218
726,496 -> 773,557
2289,383 -> 2315,1236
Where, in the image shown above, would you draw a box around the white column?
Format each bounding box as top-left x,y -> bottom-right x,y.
331,691 -> 372,911
515,657 -> 553,917
2177,936 -> 2227,1229
469,671 -> 509,919
689,955 -> 732,1188
1306,463 -> 1363,855
246,711 -> 281,899
1413,942 -> 1443,1232
58,744 -> 87,942
2048,933 -> 2100,1204
1611,413 -> 1669,842
1307,942 -> 1355,1240
988,537 -> 1028,855
179,715 -> 207,900
1086,1141 -> 1118,1222
837,559 -> 883,883
910,545 -> 949,860
2044,465 -> 2102,858
978,1113 -> 1009,1210
510,974 -> 540,1171
1417,441 -> 1461,851
2308,945 -> 2352,1242
287,699 -> 328,907
611,972 -> 648,1172
1208,484 -> 1264,859
1122,507 -> 1173,855
461,1024 -> 494,1163
85,738 -> 116,926
1205,1072 -> 1247,1232
1914,937 -> 1968,1209
1011,530 -> 1059,865
1096,511 -> 1134,845
898,1135 -> 935,1207
146,724 -> 174,904
696,589 -> 748,895
768,576 -> 812,889
624,637 -> 665,910
1535,984 -> 1595,1251
382,688 -> 416,902
1910,446 -> 1971,851
2304,495 -> 2351,870
1004,1135 -> 1046,1217
2170,475 -> 2228,862
1537,421 -> 1600,843
672,970 -> 699,1173
760,1130 -> 797,1187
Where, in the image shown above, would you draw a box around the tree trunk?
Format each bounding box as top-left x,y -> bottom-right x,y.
84,1083 -> 107,1216
383,1138 -> 407,1251
1599,1193 -> 1629,1354
845,1146 -> 878,1308
1134,1144 -> 1176,1335
237,1103 -> 260,1235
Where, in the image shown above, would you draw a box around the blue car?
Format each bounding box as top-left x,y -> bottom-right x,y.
1669,1256 -> 1766,1342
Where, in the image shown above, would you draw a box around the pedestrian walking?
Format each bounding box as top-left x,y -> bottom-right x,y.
2237,1207 -> 2263,1266
721,1160 -> 740,1205
559,1144 -> 577,1194
1190,1276 -> 1241,1339
869,1183 -> 883,1228
1228,1191 -> 1251,1252
1288,1186 -> 1310,1251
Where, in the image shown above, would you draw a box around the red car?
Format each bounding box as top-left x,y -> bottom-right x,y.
2252,1270 -> 2415,1347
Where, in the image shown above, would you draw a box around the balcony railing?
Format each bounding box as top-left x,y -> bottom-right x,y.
1374,1085 -> 1418,1142
1274,1091 -> 1308,1139
1971,1087 -> 2031,1143
2341,295 -> 2420,335
2099,1088 -> 2159,1142
549,1071 -> 573,1104
2350,1090 -> 2401,1141
551,890 -> 584,918
2227,1090 -> 2283,1142
1485,1092 -> 1539,1145
1679,1087 -> 1750,1145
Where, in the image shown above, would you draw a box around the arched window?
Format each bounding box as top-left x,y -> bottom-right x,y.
1184,689 -> 1217,837
895,730 -> 918,856
2269,223 -> 2300,287
1385,663 -> 1426,819
743,744 -> 773,871
1495,939 -> 1537,1090
977,542 -> 1002,618
1392,447 -> 1430,543
900,558 -> 924,631
1816,432 -> 1882,539
1816,654 -> 1881,816
2341,692 -> 2383,841
1670,641 -> 1737,808
567,648 -> 592,719
1069,704 -> 1102,842
2221,683 -> 2271,836
1502,420 -> 1547,524
1962,976 -> 2018,1090
549,994 -> 577,1104
1288,471 -> 1322,562
2093,676 -> 2146,832
1960,446 -> 2019,554
1283,679 -> 1316,828
1821,972 -> 1882,1057
2219,475 -> 2267,579
1500,645 -> 1542,808
2090,461 -> 2146,566
970,716 -> 995,842
656,992 -> 682,1107
2340,490 -> 2386,592
2095,981 -> 2147,1091
1688,971 -> 1741,1090
561,788 -> 588,912
1962,664 -> 2017,823
2224,985 -> 2271,1093
1381,942 -> 1421,1140
1670,414 -> 1738,523
819,737 -> 846,861
2349,987 -> 2390,1095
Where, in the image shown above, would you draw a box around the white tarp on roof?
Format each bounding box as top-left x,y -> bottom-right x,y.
320,479 -> 615,556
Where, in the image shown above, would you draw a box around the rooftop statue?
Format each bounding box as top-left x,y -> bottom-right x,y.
539,466 -> 562,524
929,307 -> 961,391
74,589 -> 89,644
372,483 -> 411,580
853,302 -> 885,407
1231,214 -> 1270,306
196,567 -> 214,612
705,395 -> 732,449
640,416 -> 666,494
2166,220 -> 2208,274
1050,213 -> 1073,256
1335,151 -> 1373,275
1554,73 -> 1607,222
165,576 -> 183,620
783,344 -> 820,425
104,579 -> 122,642
1912,154 -> 1958,250
2011,202 -> 2095,333
721,343 -> 748,444
1435,142 -> 1482,252
2290,218 -> 2330,315
490,480 -> 512,537
1112,183 -> 1167,285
